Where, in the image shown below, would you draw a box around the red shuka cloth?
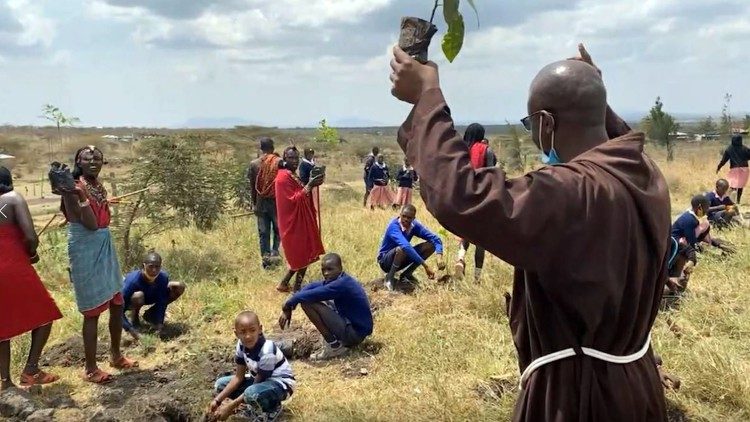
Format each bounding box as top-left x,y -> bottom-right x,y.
469,142 -> 489,169
0,224 -> 62,341
274,169 -> 325,271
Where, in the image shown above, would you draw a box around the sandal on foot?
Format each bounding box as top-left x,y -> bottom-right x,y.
82,369 -> 114,384
110,356 -> 139,369
20,370 -> 59,387
276,284 -> 291,293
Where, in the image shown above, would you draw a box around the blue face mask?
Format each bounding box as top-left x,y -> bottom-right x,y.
540,148 -> 562,165
538,116 -> 563,165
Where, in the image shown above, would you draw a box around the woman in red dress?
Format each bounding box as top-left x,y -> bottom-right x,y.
0,166 -> 62,390
274,146 -> 325,292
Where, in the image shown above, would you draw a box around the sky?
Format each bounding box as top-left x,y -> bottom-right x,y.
1,0 -> 748,128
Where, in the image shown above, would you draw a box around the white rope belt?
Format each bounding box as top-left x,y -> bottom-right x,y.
518,333 -> 652,390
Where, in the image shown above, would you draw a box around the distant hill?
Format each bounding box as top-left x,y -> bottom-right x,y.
178,117 -> 255,128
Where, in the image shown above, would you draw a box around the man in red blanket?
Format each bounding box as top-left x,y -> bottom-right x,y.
275,146 -> 325,292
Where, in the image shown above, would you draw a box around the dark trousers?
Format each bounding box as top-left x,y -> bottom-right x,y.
256,198 -> 279,257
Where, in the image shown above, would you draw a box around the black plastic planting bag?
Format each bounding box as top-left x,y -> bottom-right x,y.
48,162 -> 76,194
398,17 -> 438,64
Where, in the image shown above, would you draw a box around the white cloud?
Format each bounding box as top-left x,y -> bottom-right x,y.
1,0 -> 55,50
2,0 -> 750,127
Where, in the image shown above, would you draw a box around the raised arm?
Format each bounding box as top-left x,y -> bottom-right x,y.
397,89 -> 581,271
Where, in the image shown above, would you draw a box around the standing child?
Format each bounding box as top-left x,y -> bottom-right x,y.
53,146 -> 138,384
716,134 -> 750,204
454,123 -> 496,282
207,311 -> 294,421
367,155 -> 396,210
393,157 -> 418,208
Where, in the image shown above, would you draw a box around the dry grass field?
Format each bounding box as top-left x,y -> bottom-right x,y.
1,127 -> 749,421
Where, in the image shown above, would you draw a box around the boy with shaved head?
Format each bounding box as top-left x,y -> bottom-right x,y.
207,311 -> 294,421
121,251 -> 186,341
279,253 -> 373,360
390,44 -> 669,420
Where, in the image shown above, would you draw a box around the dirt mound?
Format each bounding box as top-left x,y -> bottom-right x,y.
268,326 -> 323,360
0,388 -> 39,420
41,336 -> 110,367
369,293 -> 394,315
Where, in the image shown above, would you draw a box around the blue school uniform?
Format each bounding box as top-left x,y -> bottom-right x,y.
121,270 -> 170,331
396,167 -> 418,188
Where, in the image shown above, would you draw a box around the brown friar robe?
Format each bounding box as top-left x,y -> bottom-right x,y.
398,89 -> 670,422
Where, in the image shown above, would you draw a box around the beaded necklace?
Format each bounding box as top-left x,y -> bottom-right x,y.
79,177 -> 107,204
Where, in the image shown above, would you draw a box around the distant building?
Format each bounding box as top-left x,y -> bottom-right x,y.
669,131 -> 689,140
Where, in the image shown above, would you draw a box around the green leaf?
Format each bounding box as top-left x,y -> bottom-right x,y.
466,0 -> 480,28
443,0 -> 460,23
442,11 -> 465,62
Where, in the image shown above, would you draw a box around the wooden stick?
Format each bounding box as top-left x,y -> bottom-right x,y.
37,213 -> 59,236
109,186 -> 151,202
228,211 -> 255,218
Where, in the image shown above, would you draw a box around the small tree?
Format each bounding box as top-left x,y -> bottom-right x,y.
642,97 -> 679,161
744,114 -> 750,131
113,134 -> 236,267
314,119 -> 339,144
697,116 -> 717,135
40,104 -> 80,155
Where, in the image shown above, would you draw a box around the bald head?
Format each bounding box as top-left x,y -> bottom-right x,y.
528,60 -> 607,128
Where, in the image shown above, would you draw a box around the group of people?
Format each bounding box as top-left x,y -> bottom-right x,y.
666,176 -> 744,297
362,146 -> 419,210
3,40 -> 750,422
1,147 -> 186,389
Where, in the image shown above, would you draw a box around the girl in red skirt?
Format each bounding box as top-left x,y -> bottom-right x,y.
367,155 -> 396,209
0,166 -> 62,390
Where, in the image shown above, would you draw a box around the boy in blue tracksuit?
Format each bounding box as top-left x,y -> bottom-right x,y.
376,204 -> 445,291
278,253 -> 373,361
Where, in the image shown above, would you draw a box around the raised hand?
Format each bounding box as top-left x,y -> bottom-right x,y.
567,43 -> 601,76
390,46 -> 440,104
48,162 -> 76,194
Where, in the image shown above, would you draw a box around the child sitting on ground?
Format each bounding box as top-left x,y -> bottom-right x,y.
667,194 -> 734,296
706,179 -> 743,229
206,311 -> 294,421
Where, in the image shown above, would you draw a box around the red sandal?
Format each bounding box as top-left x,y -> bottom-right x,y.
20,370 -> 59,387
81,368 -> 114,384
110,356 -> 139,370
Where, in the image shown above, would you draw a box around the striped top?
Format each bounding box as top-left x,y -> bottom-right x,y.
235,335 -> 295,391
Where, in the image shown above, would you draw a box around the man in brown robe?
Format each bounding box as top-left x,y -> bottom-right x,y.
390,44 -> 670,421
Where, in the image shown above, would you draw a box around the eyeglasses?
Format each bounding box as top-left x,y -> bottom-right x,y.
520,110 -> 552,132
